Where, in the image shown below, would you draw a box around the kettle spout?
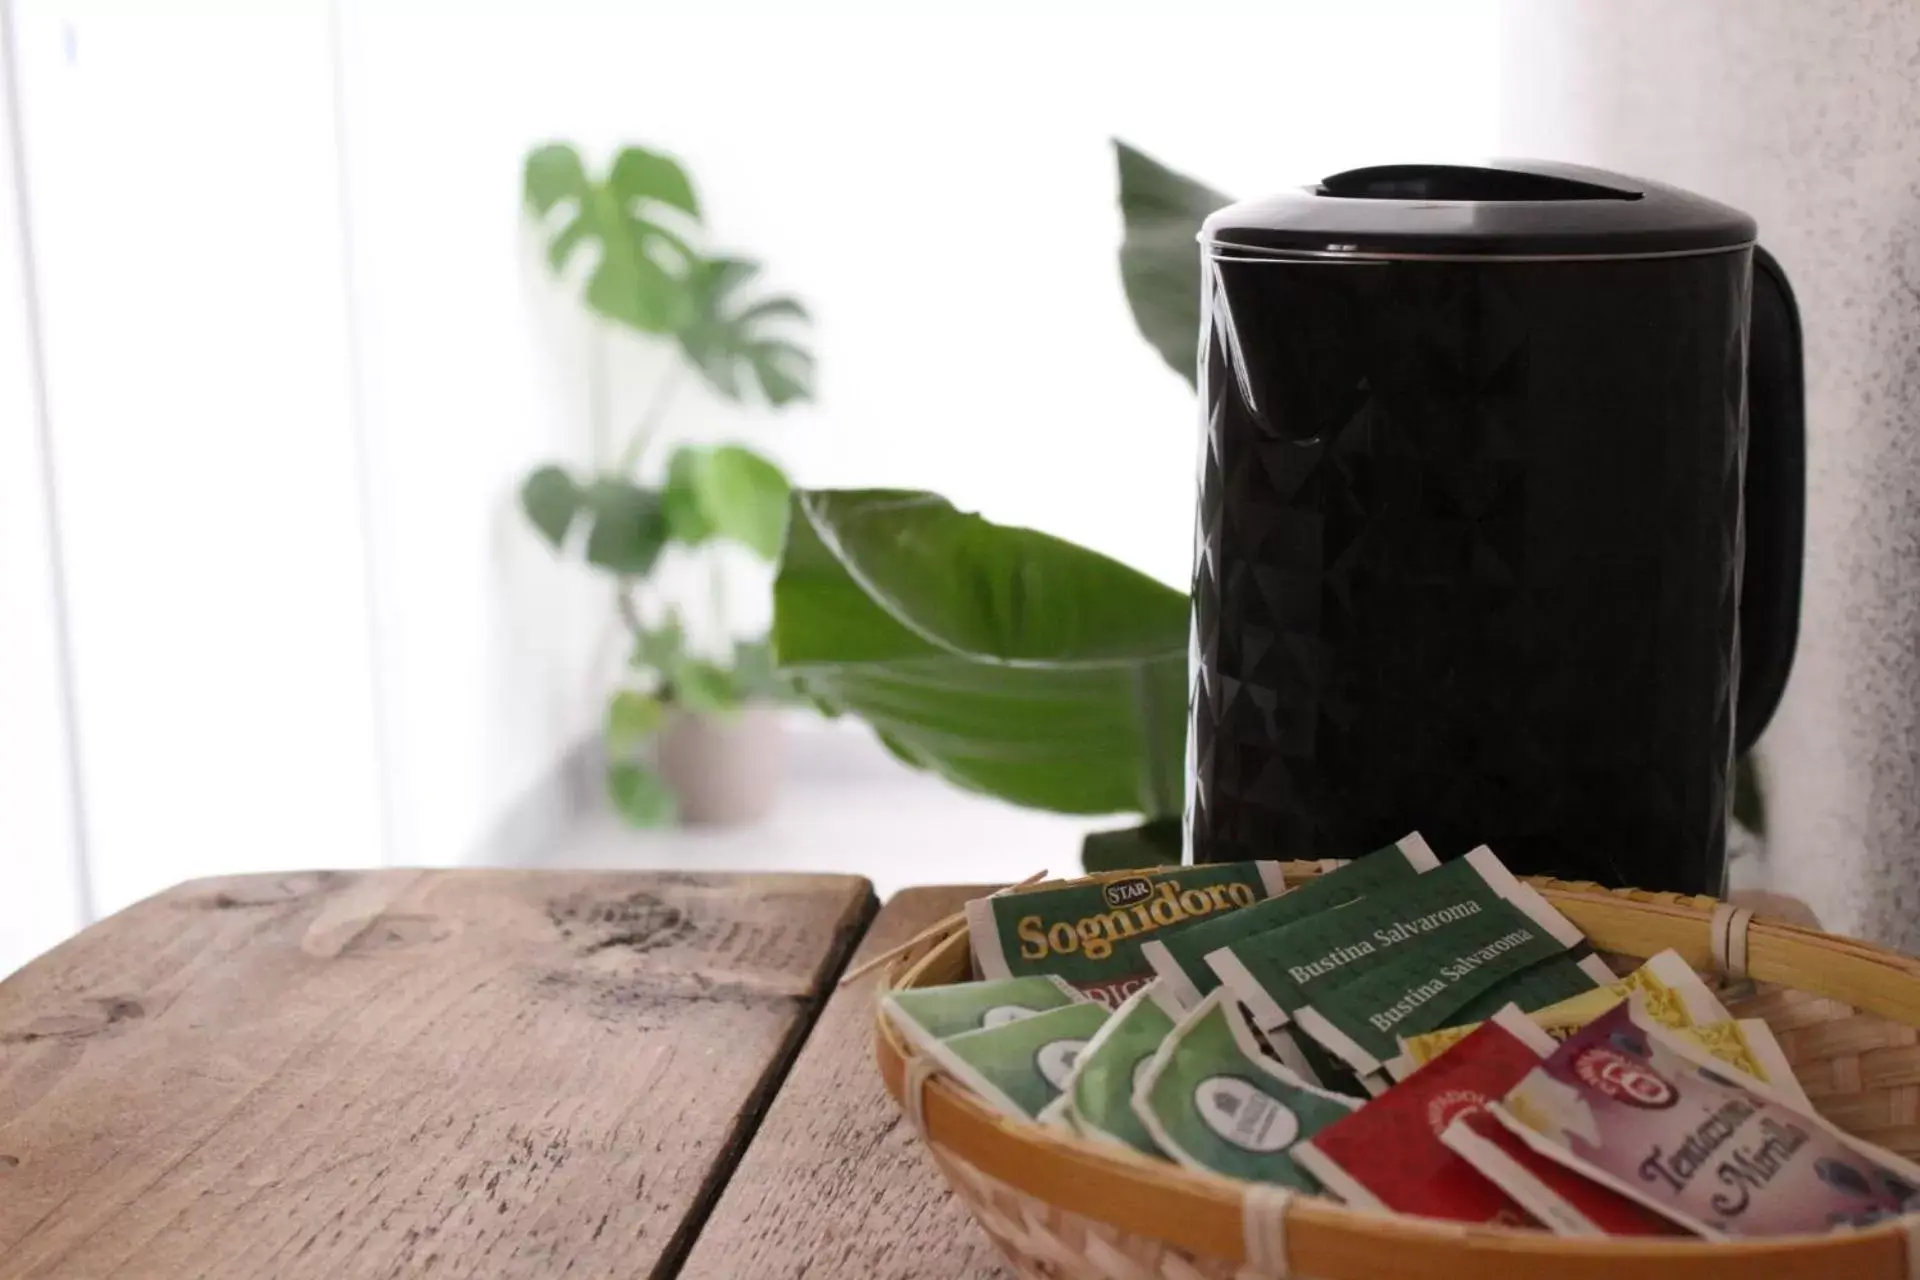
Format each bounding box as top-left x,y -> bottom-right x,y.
1208,254 -> 1373,445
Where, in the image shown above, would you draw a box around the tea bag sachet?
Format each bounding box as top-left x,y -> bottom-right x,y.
1392,949 -> 1728,1074
1060,982 -> 1182,1157
884,975 -> 1086,1047
1139,833 -> 1440,1012
1441,1109 -> 1691,1236
1445,955 -> 1625,1025
1281,876 -> 1610,1084
1686,1020 -> 1811,1109
1492,999 -> 1920,1237
1390,950 -> 1811,1107
1292,1006 -> 1555,1225
1287,997 -> 1687,1236
1132,990 -> 1359,1188
1035,1094 -> 1078,1132
969,863 -> 1285,1008
1205,846 -> 1604,1037
1397,951 -> 1728,1074
916,1000 -> 1111,1120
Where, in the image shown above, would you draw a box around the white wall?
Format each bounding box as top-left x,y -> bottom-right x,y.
0,1 -> 1502,942
340,0 -> 1502,585
330,0 -> 1502,868
1499,0 -> 1920,945
0,5 -> 84,974
11,4 -> 387,915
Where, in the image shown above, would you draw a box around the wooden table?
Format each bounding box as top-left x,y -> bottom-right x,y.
2,870 -> 1823,1279
0,870 -> 1007,1280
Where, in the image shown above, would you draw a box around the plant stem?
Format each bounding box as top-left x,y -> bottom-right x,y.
589,326 -> 609,468
617,581 -> 646,640
708,551 -> 729,652
617,361 -> 683,476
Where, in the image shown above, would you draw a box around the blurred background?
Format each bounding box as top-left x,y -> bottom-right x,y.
5,0 -> 1919,975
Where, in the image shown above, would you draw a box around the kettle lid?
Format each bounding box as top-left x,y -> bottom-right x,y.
1204,160 -> 1755,259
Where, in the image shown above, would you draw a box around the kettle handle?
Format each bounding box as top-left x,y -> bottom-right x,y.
1735,246 -> 1804,753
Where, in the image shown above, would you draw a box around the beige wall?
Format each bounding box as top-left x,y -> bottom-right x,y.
1503,0 -> 1920,945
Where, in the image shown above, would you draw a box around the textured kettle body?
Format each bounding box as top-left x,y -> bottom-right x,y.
1185,164 -> 1800,895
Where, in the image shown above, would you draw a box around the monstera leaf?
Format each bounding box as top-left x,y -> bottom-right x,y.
518,466 -> 669,576
1114,140 -> 1231,387
677,256 -> 815,406
661,443 -> 792,559
774,490 -> 1188,816
525,142 -> 701,333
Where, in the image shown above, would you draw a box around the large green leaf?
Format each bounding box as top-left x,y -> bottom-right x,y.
1081,817 -> 1184,873
677,256 -> 815,406
661,443 -> 792,559
661,446 -> 716,545
525,141 -> 701,334
519,465 -> 667,575
774,490 -> 1188,816
608,147 -> 698,222
524,144 -> 591,218
697,445 -> 791,558
520,465 -> 582,549
581,479 -> 669,575
1113,139 -> 1231,387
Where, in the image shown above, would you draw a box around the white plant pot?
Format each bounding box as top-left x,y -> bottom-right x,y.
655,705 -> 786,827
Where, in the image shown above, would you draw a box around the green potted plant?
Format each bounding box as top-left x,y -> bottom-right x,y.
519,140 -> 813,827
772,141 -> 1766,866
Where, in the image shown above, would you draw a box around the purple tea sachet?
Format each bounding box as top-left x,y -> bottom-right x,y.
1492,997 -> 1920,1238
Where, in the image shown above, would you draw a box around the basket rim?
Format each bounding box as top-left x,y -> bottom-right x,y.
875,864 -> 1920,1279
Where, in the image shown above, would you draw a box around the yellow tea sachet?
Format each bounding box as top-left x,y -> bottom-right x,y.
1389,949 -> 1810,1106
1389,949 -> 1726,1076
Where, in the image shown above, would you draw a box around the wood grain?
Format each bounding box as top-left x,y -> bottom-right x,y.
680,885 -> 1013,1280
0,868 -> 873,1280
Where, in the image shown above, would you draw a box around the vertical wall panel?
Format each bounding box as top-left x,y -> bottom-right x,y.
1502,0 -> 1920,945
0,3 -> 84,973
12,5 -> 386,914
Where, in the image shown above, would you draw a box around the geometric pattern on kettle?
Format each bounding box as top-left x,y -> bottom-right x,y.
1187,254 -> 1746,885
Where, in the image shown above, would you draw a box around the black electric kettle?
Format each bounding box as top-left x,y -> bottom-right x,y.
1187,160 -> 1802,895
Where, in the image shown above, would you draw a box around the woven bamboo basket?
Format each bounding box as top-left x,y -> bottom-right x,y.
874,864 -> 1920,1279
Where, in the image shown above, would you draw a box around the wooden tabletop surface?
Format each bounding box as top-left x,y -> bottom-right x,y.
0,870 -> 1004,1280
680,885 -> 1011,1280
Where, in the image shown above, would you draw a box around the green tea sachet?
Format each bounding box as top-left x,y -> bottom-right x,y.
1443,950 -> 1623,1026
1204,846 -> 1587,1034
884,975 -> 1086,1047
1289,889 -> 1607,1083
1061,983 -> 1182,1156
1392,948 -> 1732,1074
1132,990 -> 1358,1187
968,862 -> 1286,1008
918,1000 -> 1112,1120
1139,833 -> 1439,1012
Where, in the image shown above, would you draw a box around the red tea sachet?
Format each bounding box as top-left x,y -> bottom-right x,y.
1291,1006 -> 1552,1225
